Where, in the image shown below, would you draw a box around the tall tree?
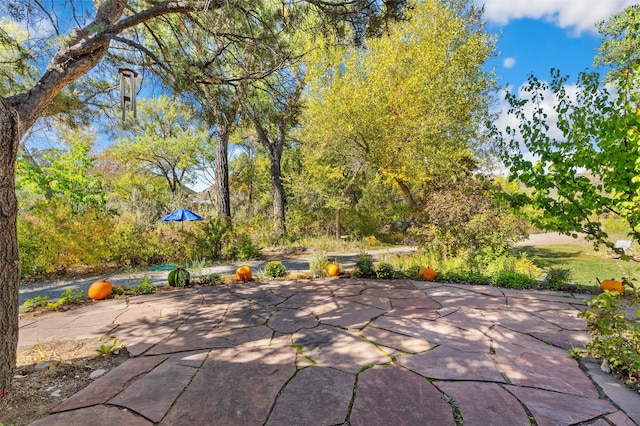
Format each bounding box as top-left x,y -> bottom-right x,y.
0,0 -> 405,394
243,68 -> 305,239
302,0 -> 496,232
497,5 -> 640,259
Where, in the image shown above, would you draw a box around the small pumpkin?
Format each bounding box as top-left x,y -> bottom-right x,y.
600,279 -> 624,294
419,266 -> 436,281
236,266 -> 253,283
88,280 -> 113,300
326,263 -> 340,277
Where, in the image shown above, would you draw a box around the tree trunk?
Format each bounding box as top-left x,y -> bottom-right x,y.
254,120 -> 287,240
336,208 -> 342,239
0,99 -> 21,395
395,178 -> 418,210
270,154 -> 286,239
215,128 -> 231,217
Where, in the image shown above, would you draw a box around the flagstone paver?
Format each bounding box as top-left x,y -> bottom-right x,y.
20,279 -> 640,425
108,361 -> 198,423
434,382 -> 529,426
506,385 -> 617,426
52,355 -> 169,412
360,325 -> 437,353
350,365 -> 455,426
398,345 -> 506,382
32,405 -> 153,426
160,346 -> 297,425
267,308 -> 319,333
266,367 -> 354,425
293,325 -> 389,373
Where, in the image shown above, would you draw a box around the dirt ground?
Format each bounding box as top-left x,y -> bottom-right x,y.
0,336 -> 129,426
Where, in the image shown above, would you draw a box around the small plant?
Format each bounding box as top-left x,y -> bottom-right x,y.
580,291 -> 640,380
112,277 -> 156,296
23,295 -> 50,312
265,261 -> 288,278
135,276 -> 156,294
309,253 -> 330,277
492,271 -> 535,290
97,338 -> 123,356
364,235 -> 380,246
404,265 -> 423,280
207,273 -> 221,284
375,262 -> 395,279
355,253 -> 376,277
58,288 -> 85,304
545,267 -> 572,290
567,348 -> 583,360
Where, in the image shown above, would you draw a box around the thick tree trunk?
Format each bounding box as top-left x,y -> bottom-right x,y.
0,99 -> 21,395
215,129 -> 231,217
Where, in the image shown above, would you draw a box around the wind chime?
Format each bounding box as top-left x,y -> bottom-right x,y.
118,67 -> 138,120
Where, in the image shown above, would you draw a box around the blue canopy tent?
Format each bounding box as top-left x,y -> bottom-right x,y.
160,208 -> 204,230
161,208 -> 204,223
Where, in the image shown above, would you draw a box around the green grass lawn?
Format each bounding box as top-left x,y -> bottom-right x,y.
511,243 -> 640,290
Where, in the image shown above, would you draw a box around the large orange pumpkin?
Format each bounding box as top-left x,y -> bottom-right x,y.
326,263 -> 340,277
236,266 -> 253,283
600,279 -> 624,294
419,266 -> 436,281
88,280 -> 113,300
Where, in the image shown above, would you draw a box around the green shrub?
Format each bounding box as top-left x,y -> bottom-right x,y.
580,291 -> 640,380
545,267 -> 572,290
236,234 -> 260,260
492,270 -> 535,290
404,265 -> 423,280
265,261 -> 288,278
438,270 -> 491,285
112,277 -> 156,296
135,277 -> 156,294
58,288 -> 86,304
23,295 -> 50,312
354,254 -> 375,277
309,253 -> 330,277
437,271 -> 466,283
375,262 -> 395,279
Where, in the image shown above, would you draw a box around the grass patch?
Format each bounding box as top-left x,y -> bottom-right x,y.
511,244 -> 639,289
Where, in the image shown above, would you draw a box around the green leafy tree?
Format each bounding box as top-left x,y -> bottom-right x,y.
17,129 -> 106,213
497,5 -> 640,259
114,95 -> 206,199
302,0 -> 496,234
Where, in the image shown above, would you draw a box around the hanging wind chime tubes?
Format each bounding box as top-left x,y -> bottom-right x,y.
118,68 -> 138,121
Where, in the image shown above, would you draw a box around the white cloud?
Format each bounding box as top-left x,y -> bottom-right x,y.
478,0 -> 637,34
503,57 -> 517,68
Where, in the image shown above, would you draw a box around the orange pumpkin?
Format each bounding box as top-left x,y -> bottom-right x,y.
326,263 -> 340,277
236,266 -> 253,283
419,266 -> 436,281
600,279 -> 624,294
88,280 -> 113,300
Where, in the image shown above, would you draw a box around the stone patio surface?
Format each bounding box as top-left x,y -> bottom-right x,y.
20,278 -> 640,425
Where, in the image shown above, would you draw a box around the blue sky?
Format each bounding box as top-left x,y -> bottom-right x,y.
478,0 -> 637,90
